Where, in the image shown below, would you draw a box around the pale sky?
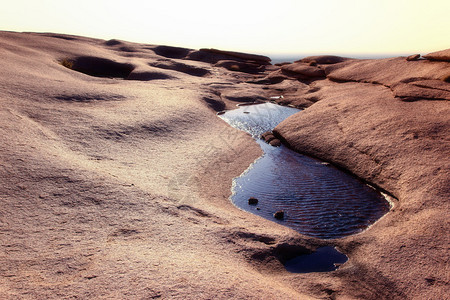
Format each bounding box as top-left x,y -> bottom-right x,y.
1,0 -> 449,56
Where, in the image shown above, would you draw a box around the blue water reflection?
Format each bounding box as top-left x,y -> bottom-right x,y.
220,103 -> 390,239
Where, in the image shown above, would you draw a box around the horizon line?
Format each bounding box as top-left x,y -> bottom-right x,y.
5,30 -> 444,60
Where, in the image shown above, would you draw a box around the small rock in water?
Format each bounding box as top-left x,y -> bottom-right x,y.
261,131 -> 282,146
269,139 -> 281,147
248,197 -> 258,205
274,210 -> 285,220
264,134 -> 276,143
261,131 -> 273,140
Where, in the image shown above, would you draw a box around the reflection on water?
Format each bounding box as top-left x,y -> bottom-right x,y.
219,103 -> 390,239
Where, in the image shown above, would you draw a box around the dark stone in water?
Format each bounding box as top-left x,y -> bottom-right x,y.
261,131 -> 273,140
261,131 -> 282,146
274,210 -> 285,220
260,131 -> 282,147
248,197 -> 258,205
284,246 -> 348,273
269,139 -> 281,147
264,134 -> 275,143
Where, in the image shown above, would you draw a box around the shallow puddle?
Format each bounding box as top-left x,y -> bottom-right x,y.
219,103 -> 391,239
284,246 -> 348,273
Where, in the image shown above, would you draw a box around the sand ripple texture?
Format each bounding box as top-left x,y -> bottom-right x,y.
220,103 -> 390,239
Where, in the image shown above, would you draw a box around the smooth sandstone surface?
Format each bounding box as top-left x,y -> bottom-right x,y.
324,57 -> 449,86
1,31 -> 449,299
299,55 -> 350,65
281,63 -> 326,78
423,48 -> 450,62
274,59 -> 449,299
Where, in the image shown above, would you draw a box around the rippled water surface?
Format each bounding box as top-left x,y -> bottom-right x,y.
219,103 -> 390,239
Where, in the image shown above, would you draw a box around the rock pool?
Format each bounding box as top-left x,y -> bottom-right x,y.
219,102 -> 391,239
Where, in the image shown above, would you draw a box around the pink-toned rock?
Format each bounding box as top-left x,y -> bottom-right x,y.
273,76 -> 449,299
406,54 -> 420,61
260,131 -> 282,147
220,89 -> 266,103
187,48 -> 271,64
152,45 -> 191,59
274,62 -> 291,66
149,60 -> 210,77
201,48 -> 271,64
281,63 -> 326,78
127,69 -> 175,81
269,139 -> 281,147
2,30 -> 449,300
69,56 -> 135,78
263,69 -> 290,83
104,39 -> 124,46
325,57 -> 450,86
423,48 -> 450,62
261,131 -> 274,140
391,82 -> 450,100
299,55 -> 349,64
215,60 -> 265,74
264,134 -> 276,142
411,79 -> 450,91
0,30 -> 305,300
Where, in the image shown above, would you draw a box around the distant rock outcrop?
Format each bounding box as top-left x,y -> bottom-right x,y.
149,60 -> 210,77
323,57 -> 449,87
152,45 -> 192,59
215,60 -> 266,74
406,54 -> 420,61
423,48 -> 450,62
298,55 -> 349,64
186,48 -> 271,65
281,63 -> 326,78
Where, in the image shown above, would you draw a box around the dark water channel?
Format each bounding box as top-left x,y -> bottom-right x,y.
219,103 -> 391,240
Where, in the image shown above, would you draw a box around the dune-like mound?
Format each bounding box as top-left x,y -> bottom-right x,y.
1,31 -> 448,299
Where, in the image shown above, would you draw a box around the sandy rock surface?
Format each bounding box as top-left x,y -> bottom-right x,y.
423,48 -> 450,62
1,31 -> 449,299
281,63 -> 326,78
274,56 -> 449,299
324,57 -> 449,86
299,55 -> 350,65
